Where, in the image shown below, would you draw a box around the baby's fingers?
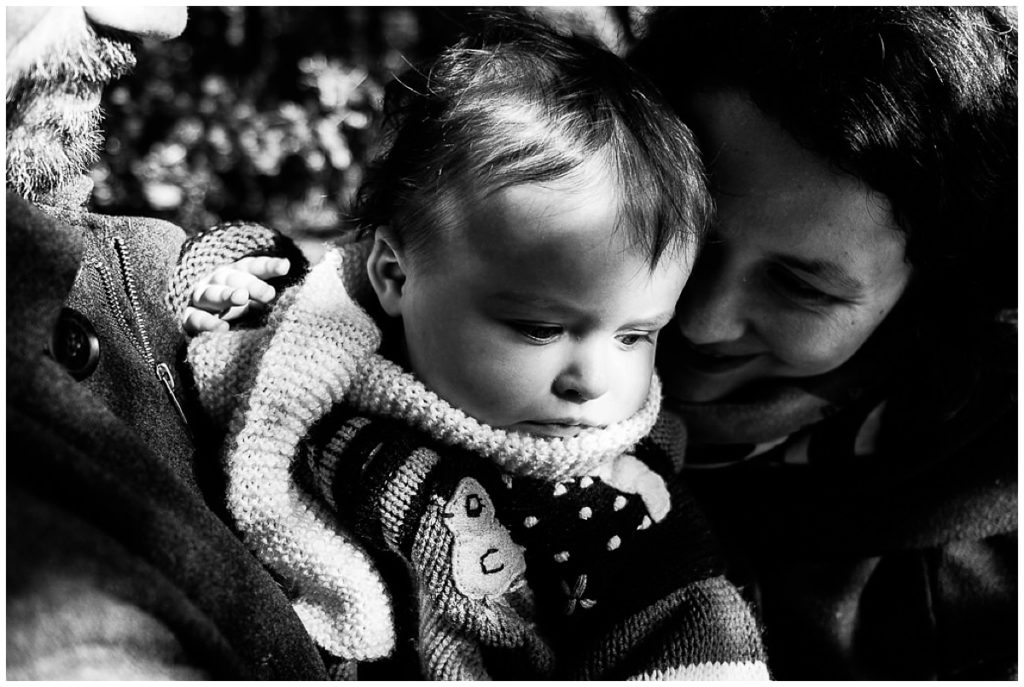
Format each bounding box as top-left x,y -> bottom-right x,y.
191,283 -> 249,313
234,256 -> 291,280
183,306 -> 230,335
212,257 -> 290,303
208,268 -> 275,304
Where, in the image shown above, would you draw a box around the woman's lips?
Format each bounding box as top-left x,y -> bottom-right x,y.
678,340 -> 760,375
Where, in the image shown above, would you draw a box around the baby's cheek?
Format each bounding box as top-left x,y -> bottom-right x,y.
610,352 -> 656,420
455,347 -> 543,422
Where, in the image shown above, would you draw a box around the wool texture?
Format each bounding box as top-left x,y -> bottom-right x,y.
184,241 -> 769,679
9,192 -> 327,679
191,249 -> 395,661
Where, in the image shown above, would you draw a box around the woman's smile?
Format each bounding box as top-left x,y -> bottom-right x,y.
676,336 -> 761,375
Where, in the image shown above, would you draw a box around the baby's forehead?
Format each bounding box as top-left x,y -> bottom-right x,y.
452,181 -> 690,269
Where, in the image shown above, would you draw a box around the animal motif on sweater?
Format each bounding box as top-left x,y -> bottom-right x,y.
442,477 -> 527,600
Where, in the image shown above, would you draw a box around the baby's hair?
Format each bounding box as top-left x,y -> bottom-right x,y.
349,10 -> 710,269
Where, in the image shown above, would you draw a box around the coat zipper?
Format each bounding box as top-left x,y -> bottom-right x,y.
90,226 -> 191,434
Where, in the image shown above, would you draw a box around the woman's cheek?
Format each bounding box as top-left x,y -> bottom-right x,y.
770,310 -> 872,376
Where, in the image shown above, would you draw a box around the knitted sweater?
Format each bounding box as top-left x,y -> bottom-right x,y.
178,230 -> 768,680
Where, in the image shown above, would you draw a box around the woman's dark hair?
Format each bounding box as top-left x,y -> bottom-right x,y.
632,7 -> 1017,416
349,10 -> 711,269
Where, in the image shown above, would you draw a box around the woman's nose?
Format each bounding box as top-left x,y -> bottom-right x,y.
553,344 -> 610,403
675,257 -> 749,346
84,6 -> 187,41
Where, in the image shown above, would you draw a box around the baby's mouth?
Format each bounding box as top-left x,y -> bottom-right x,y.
511,420 -> 598,439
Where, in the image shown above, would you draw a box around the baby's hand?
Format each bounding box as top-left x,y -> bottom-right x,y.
183,256 -> 291,335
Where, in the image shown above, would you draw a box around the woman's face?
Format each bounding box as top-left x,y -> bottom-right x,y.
658,90 -> 914,404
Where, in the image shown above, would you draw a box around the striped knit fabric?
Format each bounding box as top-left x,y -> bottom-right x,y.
183,243 -> 769,680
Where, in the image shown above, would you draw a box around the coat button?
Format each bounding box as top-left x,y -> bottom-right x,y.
50,307 -> 101,380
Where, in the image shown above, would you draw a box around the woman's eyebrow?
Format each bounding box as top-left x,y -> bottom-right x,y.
771,254 -> 865,292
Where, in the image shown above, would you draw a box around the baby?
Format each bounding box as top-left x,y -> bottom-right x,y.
173,14 -> 767,681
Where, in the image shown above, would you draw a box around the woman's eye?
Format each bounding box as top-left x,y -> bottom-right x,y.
512,322 -> 562,342
765,266 -> 838,305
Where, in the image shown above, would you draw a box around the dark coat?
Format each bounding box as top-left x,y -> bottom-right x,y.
686,343 -> 1017,680
6,192 -> 326,679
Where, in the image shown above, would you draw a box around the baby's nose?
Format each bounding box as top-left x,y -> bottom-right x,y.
553,345 -> 610,402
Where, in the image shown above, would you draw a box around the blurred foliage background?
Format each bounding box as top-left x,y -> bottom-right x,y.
93,7 -> 640,256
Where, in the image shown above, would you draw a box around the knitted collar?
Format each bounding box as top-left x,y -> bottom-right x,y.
349,355 -> 661,483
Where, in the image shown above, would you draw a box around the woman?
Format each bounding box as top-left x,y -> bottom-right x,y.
631,7 -> 1017,679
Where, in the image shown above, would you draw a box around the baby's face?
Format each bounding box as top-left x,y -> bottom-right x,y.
390,167 -> 691,437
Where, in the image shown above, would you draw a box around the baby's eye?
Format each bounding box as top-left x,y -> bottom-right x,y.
618,331 -> 655,348
512,322 -> 562,343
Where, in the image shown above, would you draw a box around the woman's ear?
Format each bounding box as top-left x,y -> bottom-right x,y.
367,227 -> 406,317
